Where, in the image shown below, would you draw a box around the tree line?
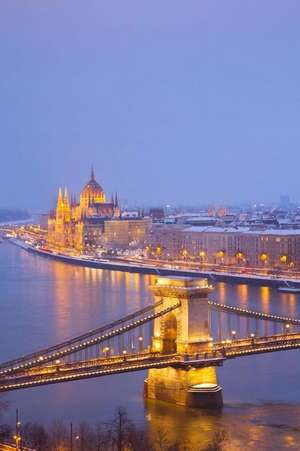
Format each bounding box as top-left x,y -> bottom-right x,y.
0,406 -> 228,451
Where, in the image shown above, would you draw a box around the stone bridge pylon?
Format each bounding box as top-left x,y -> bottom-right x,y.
144,277 -> 223,408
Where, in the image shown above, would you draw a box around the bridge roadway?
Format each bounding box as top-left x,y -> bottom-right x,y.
0,352 -> 187,393
0,300 -> 181,377
213,332 -> 300,358
2,333 -> 300,392
3,299 -> 297,378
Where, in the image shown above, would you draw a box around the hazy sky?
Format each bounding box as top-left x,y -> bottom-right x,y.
1,1 -> 300,210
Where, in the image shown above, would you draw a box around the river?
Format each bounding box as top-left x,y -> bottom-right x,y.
1,241 -> 300,449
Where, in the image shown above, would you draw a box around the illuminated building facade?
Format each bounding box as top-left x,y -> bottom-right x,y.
147,224 -> 300,270
103,218 -> 151,249
47,168 -> 120,252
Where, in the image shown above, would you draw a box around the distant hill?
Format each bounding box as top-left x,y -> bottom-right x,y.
0,208 -> 31,223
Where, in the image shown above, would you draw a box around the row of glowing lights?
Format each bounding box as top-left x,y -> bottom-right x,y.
0,357 -> 180,391
0,311 -> 162,374
0,303 -> 179,375
53,339 -> 146,366
228,340 -> 300,356
3,335 -> 300,390
6,298 -> 295,369
152,247 -> 292,264
38,351 -> 161,375
5,336 -> 300,391
208,301 -> 300,323
1,298 -> 295,371
214,325 -> 292,346
157,284 -> 212,291
48,346 -> 152,370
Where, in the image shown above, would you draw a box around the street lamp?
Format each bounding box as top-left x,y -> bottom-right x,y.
70,423 -> 80,451
15,409 -> 22,451
231,330 -> 237,339
103,346 -> 110,357
138,336 -> 143,352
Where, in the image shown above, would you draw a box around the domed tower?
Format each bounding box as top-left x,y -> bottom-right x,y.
80,167 -> 106,212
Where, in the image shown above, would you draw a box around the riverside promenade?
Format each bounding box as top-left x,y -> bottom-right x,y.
9,238 -> 300,288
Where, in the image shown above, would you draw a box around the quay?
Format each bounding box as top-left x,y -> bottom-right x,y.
8,238 -> 300,288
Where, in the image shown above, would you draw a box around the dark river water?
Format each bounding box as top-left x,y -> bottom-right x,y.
1,241 -> 300,449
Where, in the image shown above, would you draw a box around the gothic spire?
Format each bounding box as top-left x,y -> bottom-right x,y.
63,187 -> 69,205
57,187 -> 63,205
90,165 -> 95,181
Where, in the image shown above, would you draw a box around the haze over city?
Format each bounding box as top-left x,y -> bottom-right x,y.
1,1 -> 300,210
4,3 -> 300,450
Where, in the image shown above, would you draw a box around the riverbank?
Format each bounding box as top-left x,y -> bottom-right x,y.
0,218 -> 34,227
9,238 -> 300,288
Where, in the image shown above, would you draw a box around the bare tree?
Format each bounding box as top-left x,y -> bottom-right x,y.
0,424 -> 12,443
126,423 -> 153,451
49,419 -> 68,451
22,422 -> 49,451
95,422 -> 113,451
77,422 -> 96,451
109,407 -> 134,451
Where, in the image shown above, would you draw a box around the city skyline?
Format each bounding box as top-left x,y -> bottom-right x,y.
2,1 -> 300,209
2,3 -> 300,449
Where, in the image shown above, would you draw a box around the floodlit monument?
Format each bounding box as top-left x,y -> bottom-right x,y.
144,277 -> 223,408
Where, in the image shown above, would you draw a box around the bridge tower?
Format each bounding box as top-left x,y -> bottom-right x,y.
144,277 -> 223,408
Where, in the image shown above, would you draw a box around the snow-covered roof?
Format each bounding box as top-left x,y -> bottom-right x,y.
183,226 -> 300,236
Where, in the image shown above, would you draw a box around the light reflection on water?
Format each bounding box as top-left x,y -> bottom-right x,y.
1,242 -> 300,448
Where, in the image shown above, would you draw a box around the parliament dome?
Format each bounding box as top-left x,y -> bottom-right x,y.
80,168 -> 106,206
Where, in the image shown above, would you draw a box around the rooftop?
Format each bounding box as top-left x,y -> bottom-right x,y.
183,226 -> 300,236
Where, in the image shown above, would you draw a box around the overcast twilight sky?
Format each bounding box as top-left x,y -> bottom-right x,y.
1,1 -> 300,210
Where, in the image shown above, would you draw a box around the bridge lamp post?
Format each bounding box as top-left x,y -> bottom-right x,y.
14,433 -> 21,451
15,409 -> 22,451
138,336 -> 144,352
70,422 -> 80,451
231,330 -> 237,340
208,342 -> 214,356
104,347 -> 110,357
285,324 -> 290,334
122,350 -> 127,361
250,333 -> 255,344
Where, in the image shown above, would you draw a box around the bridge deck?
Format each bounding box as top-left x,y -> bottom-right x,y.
216,333 -> 300,358
0,352 -> 227,393
1,333 -> 300,392
0,300 -> 181,377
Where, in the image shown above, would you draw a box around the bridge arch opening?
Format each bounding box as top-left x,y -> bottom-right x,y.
161,312 -> 178,354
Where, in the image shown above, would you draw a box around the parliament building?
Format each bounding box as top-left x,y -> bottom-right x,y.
47,168 -> 121,252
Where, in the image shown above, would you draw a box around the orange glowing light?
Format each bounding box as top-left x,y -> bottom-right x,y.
260,253 -> 268,262
280,255 -> 287,264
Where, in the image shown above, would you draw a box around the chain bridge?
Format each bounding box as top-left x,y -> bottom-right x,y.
1,276 -> 300,408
